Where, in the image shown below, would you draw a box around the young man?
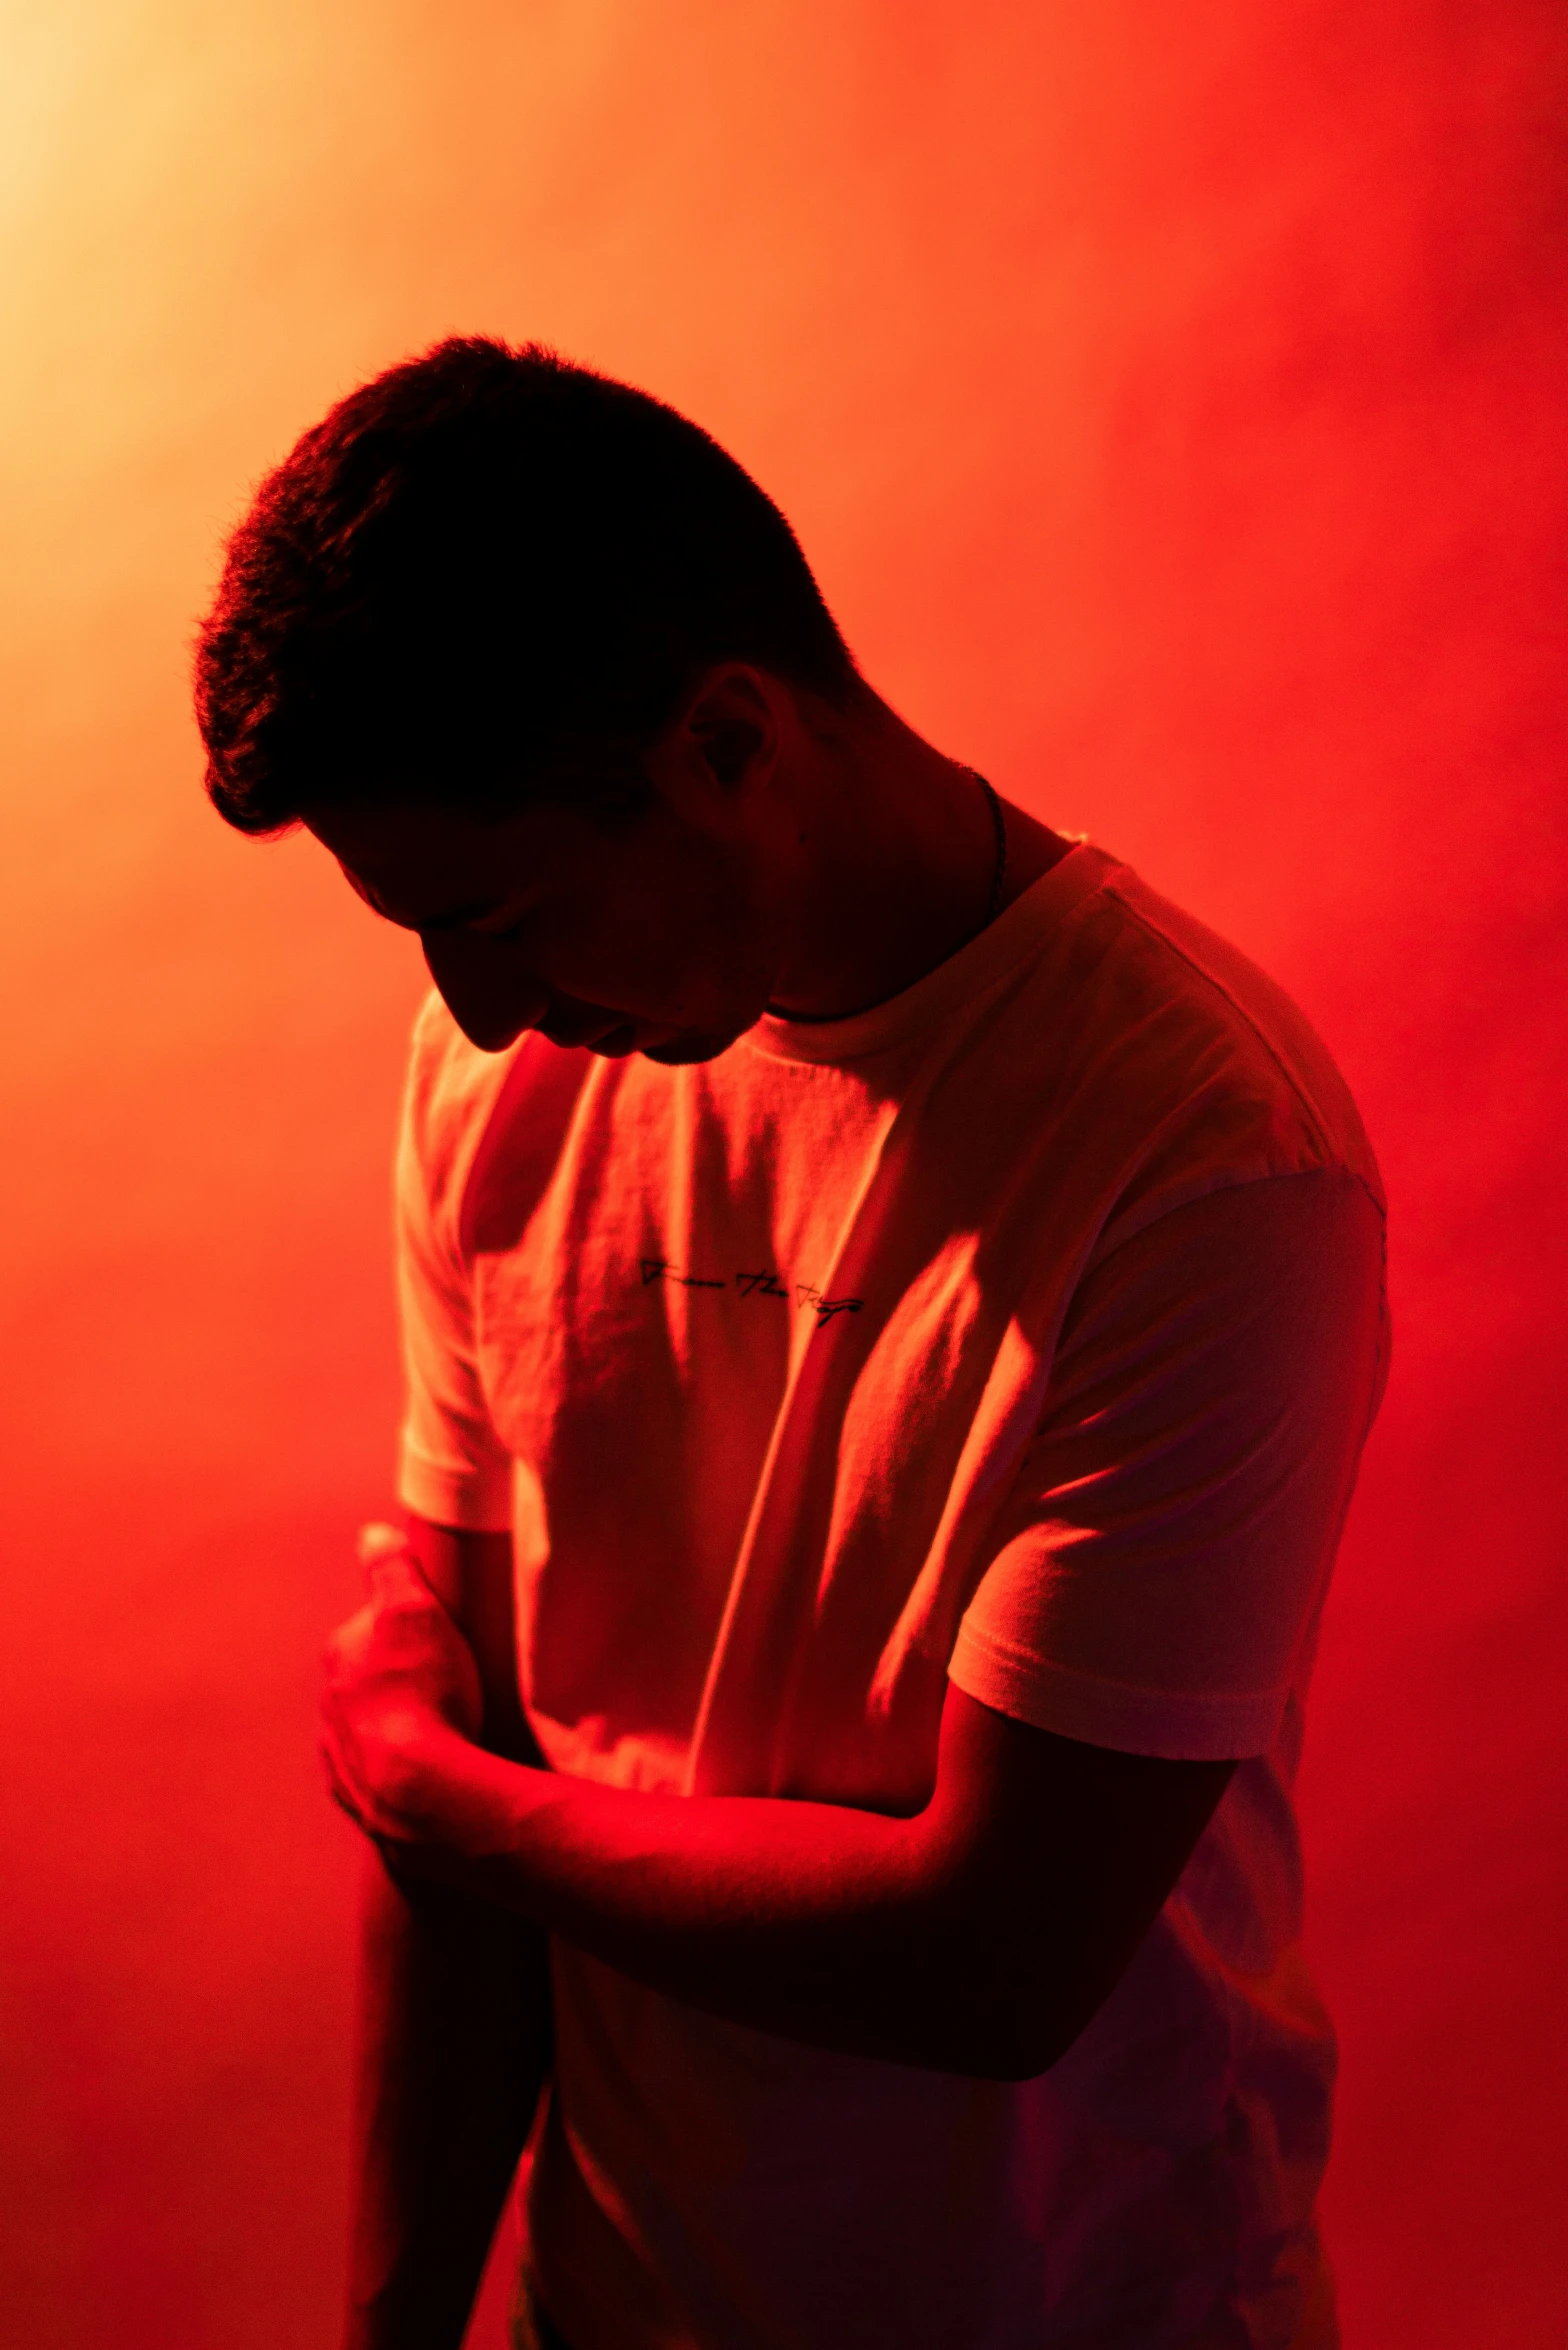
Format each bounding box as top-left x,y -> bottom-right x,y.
196,338 -> 1387,2350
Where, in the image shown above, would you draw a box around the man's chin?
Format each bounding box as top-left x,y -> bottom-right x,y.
638,1028 -> 747,1066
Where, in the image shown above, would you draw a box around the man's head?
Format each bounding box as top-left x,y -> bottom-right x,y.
195,337 -> 862,1059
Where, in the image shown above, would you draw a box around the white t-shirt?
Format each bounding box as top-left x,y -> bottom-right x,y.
393,842 -> 1388,2350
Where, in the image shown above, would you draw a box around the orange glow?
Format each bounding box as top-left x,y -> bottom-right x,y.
0,4 -> 1562,2345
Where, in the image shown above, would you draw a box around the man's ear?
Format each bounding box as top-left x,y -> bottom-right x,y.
678,666 -> 785,800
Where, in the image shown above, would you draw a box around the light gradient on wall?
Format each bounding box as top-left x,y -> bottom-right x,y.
0,5 -> 1562,2345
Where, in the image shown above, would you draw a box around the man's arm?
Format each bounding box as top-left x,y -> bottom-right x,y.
326,1556 -> 1232,2083
342,1519 -> 552,2350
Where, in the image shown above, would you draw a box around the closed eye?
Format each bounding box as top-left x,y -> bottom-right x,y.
468,909 -> 538,943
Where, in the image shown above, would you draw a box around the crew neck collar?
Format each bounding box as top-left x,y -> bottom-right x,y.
747,839 -> 1112,1067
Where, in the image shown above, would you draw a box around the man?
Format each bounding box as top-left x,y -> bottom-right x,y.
195,337 -> 1387,2350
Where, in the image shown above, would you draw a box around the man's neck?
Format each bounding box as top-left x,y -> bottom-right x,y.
763,693 -> 1074,1022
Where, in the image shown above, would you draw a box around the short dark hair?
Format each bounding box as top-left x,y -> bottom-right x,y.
194,337 -> 859,835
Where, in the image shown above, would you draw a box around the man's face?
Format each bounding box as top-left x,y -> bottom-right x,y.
304,786 -> 786,1065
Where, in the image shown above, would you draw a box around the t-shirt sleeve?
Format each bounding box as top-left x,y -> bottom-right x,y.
392,1063 -> 516,1533
949,1166 -> 1389,1761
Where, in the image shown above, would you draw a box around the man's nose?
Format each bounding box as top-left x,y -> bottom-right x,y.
419,931 -> 551,1053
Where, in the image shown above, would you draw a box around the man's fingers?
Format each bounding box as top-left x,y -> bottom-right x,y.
357,1520 -> 415,1597
356,1521 -> 406,1564
320,1730 -> 368,1832
326,1523 -> 487,1750
326,1591 -> 451,1685
356,1521 -> 441,1613
322,1598 -> 380,1683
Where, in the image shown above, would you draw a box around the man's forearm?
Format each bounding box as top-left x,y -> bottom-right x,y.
322,1562 -> 1234,2085
344,1844 -> 552,2350
395,1719 -> 1084,2080
459,1753 -> 961,2063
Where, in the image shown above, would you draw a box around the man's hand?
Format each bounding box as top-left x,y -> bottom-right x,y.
321,1524 -> 486,1848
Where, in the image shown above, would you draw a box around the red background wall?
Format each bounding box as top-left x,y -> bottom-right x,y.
1,5 -> 1562,2343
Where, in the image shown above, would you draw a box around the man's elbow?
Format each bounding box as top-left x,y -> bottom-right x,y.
920,1962 -> 1109,2083
950,2014 -> 1079,2084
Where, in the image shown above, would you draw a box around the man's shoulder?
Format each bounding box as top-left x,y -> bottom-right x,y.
397,992 -> 531,1234
399,995 -> 600,1258
1005,850 -> 1384,1217
403,988 -> 520,1145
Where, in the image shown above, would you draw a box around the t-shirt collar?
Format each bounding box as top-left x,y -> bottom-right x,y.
746,839 -> 1111,1067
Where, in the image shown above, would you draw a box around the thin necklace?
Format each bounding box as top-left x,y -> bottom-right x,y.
971,768 -> 1009,927
766,768 -> 1009,1024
